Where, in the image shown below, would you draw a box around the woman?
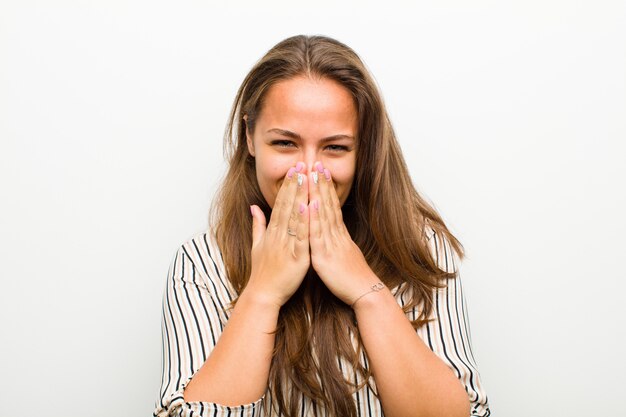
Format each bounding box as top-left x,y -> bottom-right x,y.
154,35 -> 490,417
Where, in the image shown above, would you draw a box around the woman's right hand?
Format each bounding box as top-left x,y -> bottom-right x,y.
246,163 -> 310,308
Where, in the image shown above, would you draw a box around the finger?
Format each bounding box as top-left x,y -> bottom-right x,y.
311,162 -> 332,238
308,164 -> 321,210
250,205 -> 267,246
324,168 -> 345,228
317,164 -> 338,228
309,198 -> 321,240
279,162 -> 305,231
288,166 -> 308,236
268,166 -> 299,232
294,202 -> 310,257
308,164 -> 330,244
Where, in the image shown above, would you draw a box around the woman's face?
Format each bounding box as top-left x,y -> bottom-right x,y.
246,76 -> 358,208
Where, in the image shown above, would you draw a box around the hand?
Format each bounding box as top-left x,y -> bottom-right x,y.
247,163 -> 310,308
308,161 -> 379,306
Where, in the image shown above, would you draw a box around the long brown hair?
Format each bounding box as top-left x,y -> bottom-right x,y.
210,35 -> 464,417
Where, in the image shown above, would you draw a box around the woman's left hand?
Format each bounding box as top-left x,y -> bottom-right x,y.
308,162 -> 381,306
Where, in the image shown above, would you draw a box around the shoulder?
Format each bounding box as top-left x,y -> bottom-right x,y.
423,219 -> 459,275
176,229 -> 223,272
423,218 -> 437,242
172,230 -> 237,298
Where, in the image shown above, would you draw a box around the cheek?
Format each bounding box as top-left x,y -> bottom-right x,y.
327,160 -> 356,197
257,164 -> 285,183
255,149 -> 293,180
255,159 -> 291,206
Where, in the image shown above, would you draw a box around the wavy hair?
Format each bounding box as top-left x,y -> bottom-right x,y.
210,35 -> 464,417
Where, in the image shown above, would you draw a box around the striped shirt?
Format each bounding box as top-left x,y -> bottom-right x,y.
154,226 -> 491,416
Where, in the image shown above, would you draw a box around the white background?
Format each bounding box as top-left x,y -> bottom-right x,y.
1,1 -> 624,416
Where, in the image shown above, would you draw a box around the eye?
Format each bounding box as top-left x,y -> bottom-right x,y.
271,140 -> 296,148
325,144 -> 349,152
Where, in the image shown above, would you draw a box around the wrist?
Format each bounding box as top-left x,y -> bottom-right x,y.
350,282 -> 386,309
351,283 -> 397,314
348,269 -> 386,308
240,283 -> 285,312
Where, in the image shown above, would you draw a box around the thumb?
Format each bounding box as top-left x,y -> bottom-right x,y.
250,205 -> 267,245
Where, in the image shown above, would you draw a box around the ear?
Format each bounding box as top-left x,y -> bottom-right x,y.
243,114 -> 255,157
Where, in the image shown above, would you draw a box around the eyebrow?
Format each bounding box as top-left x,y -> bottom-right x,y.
266,128 -> 355,142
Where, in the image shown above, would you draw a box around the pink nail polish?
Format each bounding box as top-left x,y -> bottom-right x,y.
323,168 -> 330,181
287,167 -> 296,178
316,162 -> 324,173
299,203 -> 305,214
295,162 -> 305,172
313,200 -> 319,210
250,205 -> 254,216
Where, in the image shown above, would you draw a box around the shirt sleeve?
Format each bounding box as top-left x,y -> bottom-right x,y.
153,245 -> 265,417
417,230 -> 491,417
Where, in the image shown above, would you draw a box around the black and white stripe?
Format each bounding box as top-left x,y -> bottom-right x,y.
154,228 -> 490,416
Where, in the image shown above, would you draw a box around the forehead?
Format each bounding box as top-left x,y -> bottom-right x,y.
257,76 -> 358,137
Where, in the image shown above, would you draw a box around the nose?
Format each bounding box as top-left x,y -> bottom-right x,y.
302,148 -> 321,176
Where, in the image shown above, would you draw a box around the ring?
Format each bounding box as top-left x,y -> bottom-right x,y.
287,228 -> 296,236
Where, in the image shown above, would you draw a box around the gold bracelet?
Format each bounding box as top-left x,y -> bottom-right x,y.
350,282 -> 385,308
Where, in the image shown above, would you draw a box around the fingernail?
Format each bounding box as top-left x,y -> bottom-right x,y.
295,162 -> 305,172
250,205 -> 254,216
313,200 -> 319,210
287,167 -> 296,179
315,162 -> 324,173
297,173 -> 303,186
312,171 -> 318,184
299,203 -> 305,214
323,168 -> 330,181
